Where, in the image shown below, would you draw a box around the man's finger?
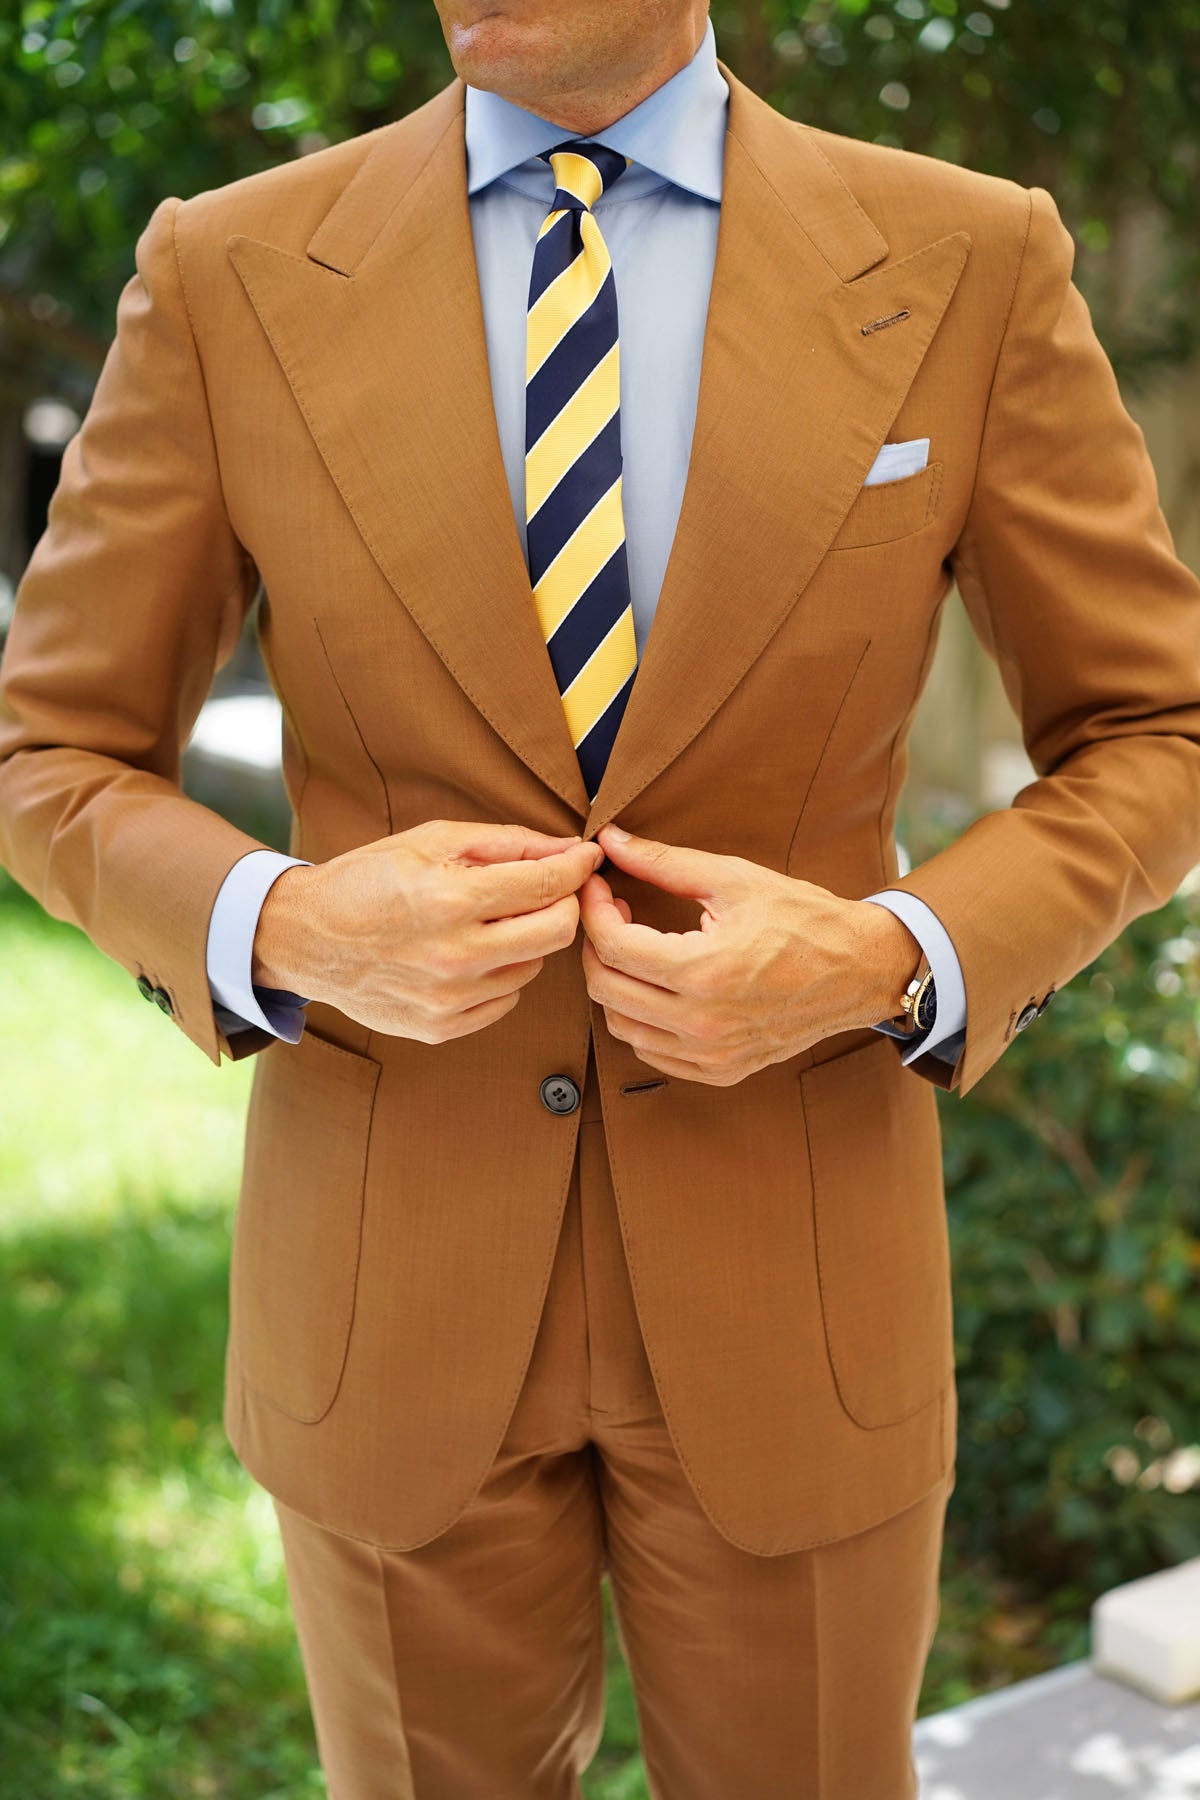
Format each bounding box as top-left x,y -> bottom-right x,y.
596,822 -> 737,902
428,821 -> 586,865
476,893 -> 582,963
578,871 -> 702,987
467,839 -> 602,920
581,936 -> 691,1030
604,1034 -> 714,1083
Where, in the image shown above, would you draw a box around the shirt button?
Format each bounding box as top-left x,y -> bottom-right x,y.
540,1074 -> 581,1116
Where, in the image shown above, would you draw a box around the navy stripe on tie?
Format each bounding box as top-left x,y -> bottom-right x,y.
576,667 -> 636,798
525,267 -> 618,449
528,208 -> 580,309
526,411 -> 622,585
542,141 -> 630,197
545,541 -> 632,692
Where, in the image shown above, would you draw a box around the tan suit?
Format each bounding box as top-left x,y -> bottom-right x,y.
3,53 -> 1199,1798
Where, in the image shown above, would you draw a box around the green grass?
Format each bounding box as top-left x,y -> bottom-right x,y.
0,871 -> 1082,1797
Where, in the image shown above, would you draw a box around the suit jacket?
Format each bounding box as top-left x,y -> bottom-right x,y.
2,62 -> 1199,1556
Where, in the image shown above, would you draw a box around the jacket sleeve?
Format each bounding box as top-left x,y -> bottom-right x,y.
884,182 -> 1200,1097
0,194 -> 279,1067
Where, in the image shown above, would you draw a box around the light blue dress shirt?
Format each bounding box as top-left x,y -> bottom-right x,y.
205,16 -> 967,1069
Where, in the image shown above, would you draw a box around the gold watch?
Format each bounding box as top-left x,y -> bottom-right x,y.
889,954 -> 937,1038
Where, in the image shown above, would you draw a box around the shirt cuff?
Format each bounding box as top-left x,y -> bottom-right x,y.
861,890 -> 967,1066
205,849 -> 314,1043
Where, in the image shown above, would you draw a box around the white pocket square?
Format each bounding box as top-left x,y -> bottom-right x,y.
863,437 -> 930,487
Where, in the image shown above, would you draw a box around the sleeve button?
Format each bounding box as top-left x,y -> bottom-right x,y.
136,975 -> 155,1001
153,987 -> 174,1016
1015,1001 -> 1038,1031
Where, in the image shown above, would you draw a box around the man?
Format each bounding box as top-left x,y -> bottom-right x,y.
2,0 -> 1199,1792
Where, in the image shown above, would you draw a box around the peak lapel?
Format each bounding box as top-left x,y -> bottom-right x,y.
584,63 -> 971,831
227,80 -> 591,819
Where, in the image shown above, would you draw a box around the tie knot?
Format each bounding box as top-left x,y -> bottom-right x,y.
541,140 -> 631,213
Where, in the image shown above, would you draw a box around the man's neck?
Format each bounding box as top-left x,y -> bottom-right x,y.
489,15 -> 707,136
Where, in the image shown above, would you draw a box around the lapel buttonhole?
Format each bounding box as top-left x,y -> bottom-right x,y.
861,308 -> 912,336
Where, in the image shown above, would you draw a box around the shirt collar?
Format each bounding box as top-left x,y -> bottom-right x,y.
464,14 -> 727,202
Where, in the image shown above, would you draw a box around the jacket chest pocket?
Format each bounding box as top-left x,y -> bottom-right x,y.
799,1034 -> 954,1429
229,1027 -> 382,1423
827,461 -> 943,551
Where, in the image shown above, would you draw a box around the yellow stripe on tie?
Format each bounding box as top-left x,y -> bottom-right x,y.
561,607 -> 638,747
531,478 -> 625,640
525,343 -> 619,518
525,230 -> 611,382
550,151 -> 605,210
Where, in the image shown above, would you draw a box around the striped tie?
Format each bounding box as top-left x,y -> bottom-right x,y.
525,140 -> 637,801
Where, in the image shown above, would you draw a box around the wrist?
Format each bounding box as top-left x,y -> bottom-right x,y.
857,899 -> 924,1025
251,863 -> 319,992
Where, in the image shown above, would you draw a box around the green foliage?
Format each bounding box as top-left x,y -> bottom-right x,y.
938,868 -> 1200,1597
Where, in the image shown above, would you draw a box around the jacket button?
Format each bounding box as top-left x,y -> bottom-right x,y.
153,987 -> 174,1016
136,975 -> 154,1001
1036,986 -> 1056,1016
1015,1001 -> 1038,1031
540,1074 -> 580,1116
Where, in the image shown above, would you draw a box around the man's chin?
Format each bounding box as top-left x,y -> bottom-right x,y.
449,19 -> 543,82
445,16 -> 578,102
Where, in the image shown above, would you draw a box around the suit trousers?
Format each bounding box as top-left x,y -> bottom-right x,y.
271,1041 -> 954,1799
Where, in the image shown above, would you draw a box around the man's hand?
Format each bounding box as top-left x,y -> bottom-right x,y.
251,820 -> 603,1042
579,823 -> 922,1085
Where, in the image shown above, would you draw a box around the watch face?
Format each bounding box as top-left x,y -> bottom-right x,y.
914,976 -> 937,1034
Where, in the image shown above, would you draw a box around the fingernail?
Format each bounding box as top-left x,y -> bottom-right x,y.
604,823 -> 630,843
